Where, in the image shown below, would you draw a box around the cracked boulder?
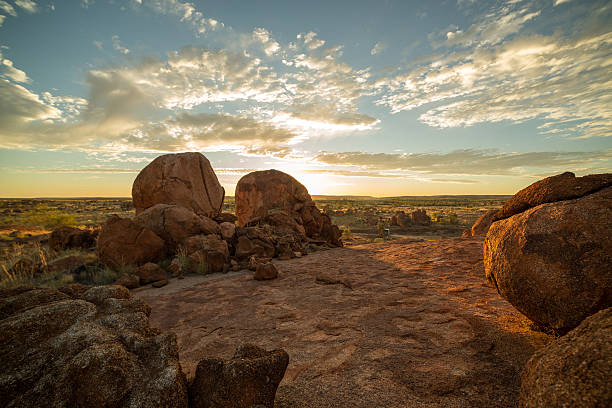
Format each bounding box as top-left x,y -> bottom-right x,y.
132,152 -> 225,218
189,344 -> 289,408
135,204 -> 220,252
484,185 -> 612,332
0,285 -> 188,407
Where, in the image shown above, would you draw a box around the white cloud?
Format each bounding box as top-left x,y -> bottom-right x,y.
0,1 -> 17,16
313,149 -> 612,176
136,0 -> 223,34
371,42 -> 387,55
252,28 -> 280,56
111,35 -> 130,54
93,40 -> 103,50
0,58 -> 29,82
376,3 -> 612,138
14,0 -> 38,13
0,15 -> 5,27
554,0 -> 573,5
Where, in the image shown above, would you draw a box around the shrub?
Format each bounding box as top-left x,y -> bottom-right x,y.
23,205 -> 77,230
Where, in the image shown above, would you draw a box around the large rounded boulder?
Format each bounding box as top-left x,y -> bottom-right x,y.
494,171 -> 612,221
132,152 -> 225,218
235,169 -> 311,227
470,209 -> 497,236
484,186 -> 612,332
519,307 -> 612,408
0,285 -> 188,407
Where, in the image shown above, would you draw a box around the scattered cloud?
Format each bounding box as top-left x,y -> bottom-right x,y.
0,56 -> 29,83
0,1 -> 17,17
111,35 -> 130,54
135,0 -> 223,34
371,42 -> 387,55
554,0 -> 574,5
14,0 -> 38,13
252,28 -> 280,56
313,149 -> 612,176
376,1 -> 612,138
93,40 -> 103,50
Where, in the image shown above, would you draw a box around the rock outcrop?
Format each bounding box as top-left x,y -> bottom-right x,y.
189,344 -> 289,408
410,209 -> 431,225
520,307 -> 612,408
0,285 -> 188,407
235,169 -> 342,247
132,152 -> 225,218
470,209 -> 497,236
97,215 -> 166,268
484,186 -> 612,331
135,204 -> 220,251
494,171 -> 612,221
48,226 -> 98,251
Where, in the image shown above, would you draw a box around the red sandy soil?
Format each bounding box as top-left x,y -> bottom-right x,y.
136,237 -> 552,407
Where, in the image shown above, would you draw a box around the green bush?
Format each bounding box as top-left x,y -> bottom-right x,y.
23,205 -> 77,229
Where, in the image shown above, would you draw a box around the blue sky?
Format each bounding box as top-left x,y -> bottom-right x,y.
0,0 -> 610,197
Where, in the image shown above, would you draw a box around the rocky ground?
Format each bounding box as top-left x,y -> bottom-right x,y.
136,236 -> 553,408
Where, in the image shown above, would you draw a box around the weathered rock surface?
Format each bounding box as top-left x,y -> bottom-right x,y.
219,222 -> 236,240
132,152 -> 225,217
134,262 -> 168,285
235,170 -> 342,247
189,344 -> 289,408
254,263 -> 278,280
136,237 -> 553,407
97,216 -> 165,268
48,226 -> 98,251
495,171 -> 612,221
235,170 -> 311,226
114,273 -> 141,289
484,187 -> 612,331
390,211 -> 409,227
0,285 -> 188,407
135,204 -> 220,251
520,307 -> 612,408
470,209 -> 498,236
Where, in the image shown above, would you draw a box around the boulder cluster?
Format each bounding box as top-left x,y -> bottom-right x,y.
481,171 -> 612,407
95,153 -> 342,287
0,285 -> 288,408
389,209 -> 432,227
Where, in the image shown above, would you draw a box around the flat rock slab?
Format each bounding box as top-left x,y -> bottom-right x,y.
136,237 -> 552,407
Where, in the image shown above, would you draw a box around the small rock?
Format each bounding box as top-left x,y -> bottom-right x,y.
168,257 -> 182,277
113,274 -> 140,289
134,263 -> 167,285
254,263 -> 278,281
219,222 -> 236,240
189,344 -> 289,408
152,279 -> 169,288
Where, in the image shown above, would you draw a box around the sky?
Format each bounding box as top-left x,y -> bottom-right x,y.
0,0 -> 610,197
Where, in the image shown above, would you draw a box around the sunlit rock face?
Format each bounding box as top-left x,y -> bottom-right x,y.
132,152 -> 225,218
484,181 -> 612,332
235,169 -> 342,247
235,169 -> 311,227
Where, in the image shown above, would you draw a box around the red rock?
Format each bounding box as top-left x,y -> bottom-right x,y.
183,234 -> 229,260
113,273 -> 140,289
152,279 -> 169,288
189,344 -> 289,408
520,307 -> 612,408
484,186 -> 612,332
132,152 -> 225,217
495,171 -> 612,221
96,216 -> 165,268
134,263 -> 167,285
135,204 -> 220,251
470,209 -> 498,236
0,286 -> 188,407
410,209 -> 431,225
235,169 -> 310,227
254,263 -> 278,280
219,222 -> 236,240
391,211 -> 409,227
